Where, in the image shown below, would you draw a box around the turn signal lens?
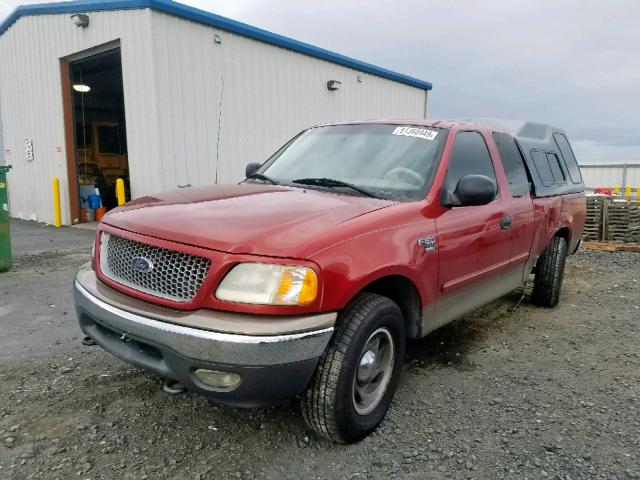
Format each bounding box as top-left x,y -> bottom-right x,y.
274,266 -> 318,305
216,263 -> 318,306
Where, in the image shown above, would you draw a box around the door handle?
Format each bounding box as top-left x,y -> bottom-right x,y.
500,215 -> 512,230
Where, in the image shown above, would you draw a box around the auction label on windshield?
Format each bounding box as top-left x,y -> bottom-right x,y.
392,126 -> 438,140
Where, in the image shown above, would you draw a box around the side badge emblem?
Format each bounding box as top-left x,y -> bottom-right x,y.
417,236 -> 436,252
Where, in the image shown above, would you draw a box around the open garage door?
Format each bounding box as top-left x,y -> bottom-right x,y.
64,48 -> 129,224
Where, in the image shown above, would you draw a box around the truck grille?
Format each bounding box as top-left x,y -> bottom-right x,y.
99,232 -> 211,303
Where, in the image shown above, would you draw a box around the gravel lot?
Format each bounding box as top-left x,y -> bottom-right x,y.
1,221 -> 639,479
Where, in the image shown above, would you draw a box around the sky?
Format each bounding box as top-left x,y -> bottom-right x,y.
1,0 -> 639,163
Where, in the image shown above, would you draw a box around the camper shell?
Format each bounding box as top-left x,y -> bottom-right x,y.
482,119 -> 584,198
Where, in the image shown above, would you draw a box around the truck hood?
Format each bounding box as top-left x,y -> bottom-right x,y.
102,183 -> 395,258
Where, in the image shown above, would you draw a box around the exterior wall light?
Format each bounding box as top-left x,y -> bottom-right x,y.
73,84 -> 91,93
327,80 -> 341,91
70,13 -> 90,28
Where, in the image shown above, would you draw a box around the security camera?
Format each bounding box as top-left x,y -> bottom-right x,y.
70,13 -> 89,28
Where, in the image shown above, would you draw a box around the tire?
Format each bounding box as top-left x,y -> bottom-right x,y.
301,292 -> 405,443
531,236 -> 568,308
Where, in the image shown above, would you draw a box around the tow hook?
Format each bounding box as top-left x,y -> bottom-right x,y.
163,378 -> 187,395
82,336 -> 97,346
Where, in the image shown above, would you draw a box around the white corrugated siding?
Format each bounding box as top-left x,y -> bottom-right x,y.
0,8 -> 428,224
579,165 -> 640,190
148,10 -> 427,189
0,9 -> 159,224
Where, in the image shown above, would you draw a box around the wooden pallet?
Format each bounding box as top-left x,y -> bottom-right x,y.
583,195 -> 640,243
584,196 -> 607,241
605,199 -> 640,242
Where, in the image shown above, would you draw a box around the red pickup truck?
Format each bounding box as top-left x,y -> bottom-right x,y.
74,120 -> 585,443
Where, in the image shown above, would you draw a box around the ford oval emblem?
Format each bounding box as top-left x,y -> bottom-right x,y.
130,256 -> 153,273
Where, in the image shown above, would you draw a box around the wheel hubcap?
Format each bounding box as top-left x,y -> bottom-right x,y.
352,327 -> 395,415
357,350 -> 377,382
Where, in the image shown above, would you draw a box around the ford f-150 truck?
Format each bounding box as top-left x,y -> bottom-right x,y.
74,119 -> 586,443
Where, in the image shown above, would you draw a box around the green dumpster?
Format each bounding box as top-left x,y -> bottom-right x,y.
0,165 -> 11,271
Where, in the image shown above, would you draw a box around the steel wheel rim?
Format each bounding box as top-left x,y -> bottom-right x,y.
352,327 -> 395,415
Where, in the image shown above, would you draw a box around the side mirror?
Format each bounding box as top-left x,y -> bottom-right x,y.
441,174 -> 497,207
245,162 -> 261,178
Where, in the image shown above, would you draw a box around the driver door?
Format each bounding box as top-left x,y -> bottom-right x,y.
431,130 -> 513,329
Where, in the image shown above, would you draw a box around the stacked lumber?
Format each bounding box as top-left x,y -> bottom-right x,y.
582,241 -> 640,253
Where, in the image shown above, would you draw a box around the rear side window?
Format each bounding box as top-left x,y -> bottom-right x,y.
546,153 -> 565,183
492,132 -> 529,197
531,150 -> 554,185
445,131 -> 496,193
553,133 -> 582,184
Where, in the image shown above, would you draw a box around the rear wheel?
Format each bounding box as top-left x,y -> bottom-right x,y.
531,236 -> 568,307
301,293 -> 405,443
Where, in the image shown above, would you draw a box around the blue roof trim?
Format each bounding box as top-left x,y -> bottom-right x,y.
0,0 -> 432,91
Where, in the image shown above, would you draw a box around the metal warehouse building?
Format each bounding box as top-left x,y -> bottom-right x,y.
0,0 -> 432,225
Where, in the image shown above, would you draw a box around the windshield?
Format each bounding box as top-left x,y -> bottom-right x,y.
253,124 -> 448,201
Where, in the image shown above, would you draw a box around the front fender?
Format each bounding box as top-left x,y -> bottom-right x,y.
311,220 -> 438,315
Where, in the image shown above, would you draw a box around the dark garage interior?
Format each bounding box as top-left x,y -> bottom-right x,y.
70,48 -> 129,220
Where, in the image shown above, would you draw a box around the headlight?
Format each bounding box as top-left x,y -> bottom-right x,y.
215,263 -> 318,306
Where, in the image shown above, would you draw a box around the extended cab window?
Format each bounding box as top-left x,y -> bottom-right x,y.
553,133 -> 582,184
444,131 -> 497,194
492,132 -> 529,197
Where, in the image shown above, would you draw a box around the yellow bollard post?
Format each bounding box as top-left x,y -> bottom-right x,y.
52,177 -> 61,227
625,185 -> 632,197
612,185 -> 620,195
637,186 -> 640,197
115,178 -> 126,206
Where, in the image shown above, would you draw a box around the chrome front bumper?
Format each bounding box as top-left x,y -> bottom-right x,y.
74,268 -> 336,405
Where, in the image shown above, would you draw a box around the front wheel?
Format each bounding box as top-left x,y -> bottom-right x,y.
301,293 -> 405,443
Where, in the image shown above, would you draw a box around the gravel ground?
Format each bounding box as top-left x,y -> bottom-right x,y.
1,224 -> 639,479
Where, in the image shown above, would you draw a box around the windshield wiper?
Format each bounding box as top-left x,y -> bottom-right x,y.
245,173 -> 279,185
292,177 -> 379,199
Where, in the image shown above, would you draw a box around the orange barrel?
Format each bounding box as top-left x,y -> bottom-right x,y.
95,207 -> 107,221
